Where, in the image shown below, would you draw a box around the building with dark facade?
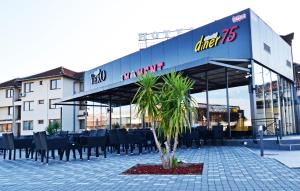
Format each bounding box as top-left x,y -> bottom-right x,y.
63,8 -> 298,138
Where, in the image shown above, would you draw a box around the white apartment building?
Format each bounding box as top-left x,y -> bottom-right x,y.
0,67 -> 86,136
0,79 -> 22,135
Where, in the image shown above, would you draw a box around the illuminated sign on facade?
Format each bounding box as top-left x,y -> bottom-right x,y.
232,13 -> 247,23
122,62 -> 165,81
91,69 -> 107,85
194,25 -> 239,53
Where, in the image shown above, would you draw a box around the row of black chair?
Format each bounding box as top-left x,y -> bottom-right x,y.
179,125 -> 224,147
0,126 -> 223,163
1,133 -> 32,160
0,129 -> 156,163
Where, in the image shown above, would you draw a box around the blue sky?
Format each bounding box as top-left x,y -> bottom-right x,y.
0,0 -> 299,83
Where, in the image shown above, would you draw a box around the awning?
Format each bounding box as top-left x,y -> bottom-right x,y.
61,58 -> 250,106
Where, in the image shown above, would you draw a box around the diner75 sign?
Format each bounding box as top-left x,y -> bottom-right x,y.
194,25 -> 239,53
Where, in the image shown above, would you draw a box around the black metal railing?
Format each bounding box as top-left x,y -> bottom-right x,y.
251,118 -> 282,143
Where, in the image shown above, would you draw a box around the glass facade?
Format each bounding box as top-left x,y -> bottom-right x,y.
253,62 -> 296,136
85,103 -> 144,130
191,75 -> 252,138
81,62 -> 296,137
228,85 -> 252,137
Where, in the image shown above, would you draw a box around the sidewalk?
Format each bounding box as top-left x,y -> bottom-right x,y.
249,148 -> 300,168
1,147 -> 300,191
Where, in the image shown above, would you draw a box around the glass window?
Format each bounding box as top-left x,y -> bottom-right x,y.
253,63 -> 265,129
39,81 -> 43,85
79,101 -> 86,110
131,104 -> 142,129
100,103 -> 109,129
112,105 -> 121,129
24,82 -> 33,93
271,71 -> 280,119
38,120 -> 44,124
23,120 -> 33,130
94,103 -> 102,129
0,123 -> 12,132
6,89 -> 13,98
263,68 -> 275,134
191,92 -> 207,127
207,69 -> 227,130
38,100 -> 44,104
49,119 -> 61,127
86,102 -> 104,129
49,99 -> 60,109
285,80 -> 294,134
8,106 -> 13,115
228,85 -> 252,137
79,119 -> 85,129
121,105 -> 131,129
86,102 -> 95,129
79,82 -> 84,92
50,79 -> 61,90
24,101 -> 34,111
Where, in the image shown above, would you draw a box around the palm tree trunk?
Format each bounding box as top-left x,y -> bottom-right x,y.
150,122 -> 165,165
171,132 -> 179,163
164,134 -> 171,169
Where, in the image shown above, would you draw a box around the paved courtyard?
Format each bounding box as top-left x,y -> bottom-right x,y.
0,147 -> 300,191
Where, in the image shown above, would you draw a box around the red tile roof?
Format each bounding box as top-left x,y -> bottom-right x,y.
21,67 -> 83,81
0,67 -> 83,88
0,78 -> 21,88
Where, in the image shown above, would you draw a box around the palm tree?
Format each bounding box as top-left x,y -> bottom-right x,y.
132,71 -> 196,169
132,72 -> 165,165
159,72 -> 195,168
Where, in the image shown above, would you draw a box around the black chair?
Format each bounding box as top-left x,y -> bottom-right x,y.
54,131 -> 69,137
180,129 -> 193,148
212,125 -> 224,145
33,132 -> 43,161
2,133 -> 13,160
191,127 -> 201,148
198,126 -> 208,145
0,137 -> 4,154
79,129 -> 108,160
127,129 -> 146,154
67,133 -> 83,160
108,129 -> 120,154
36,131 -> 68,163
144,129 -> 156,152
2,133 -> 32,160
116,129 -> 130,155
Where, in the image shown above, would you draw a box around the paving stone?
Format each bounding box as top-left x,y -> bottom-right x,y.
0,147 -> 300,190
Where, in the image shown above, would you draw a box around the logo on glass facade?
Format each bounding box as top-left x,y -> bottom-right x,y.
122,62 -> 164,81
91,69 -> 106,85
232,13 -> 247,23
194,25 -> 239,53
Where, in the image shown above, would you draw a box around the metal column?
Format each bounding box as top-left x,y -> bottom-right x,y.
60,107 -> 63,132
188,90 -> 192,126
130,104 -> 132,128
109,95 -> 112,130
249,60 -> 257,138
225,68 -> 231,138
119,104 -> 122,128
206,72 -> 210,129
